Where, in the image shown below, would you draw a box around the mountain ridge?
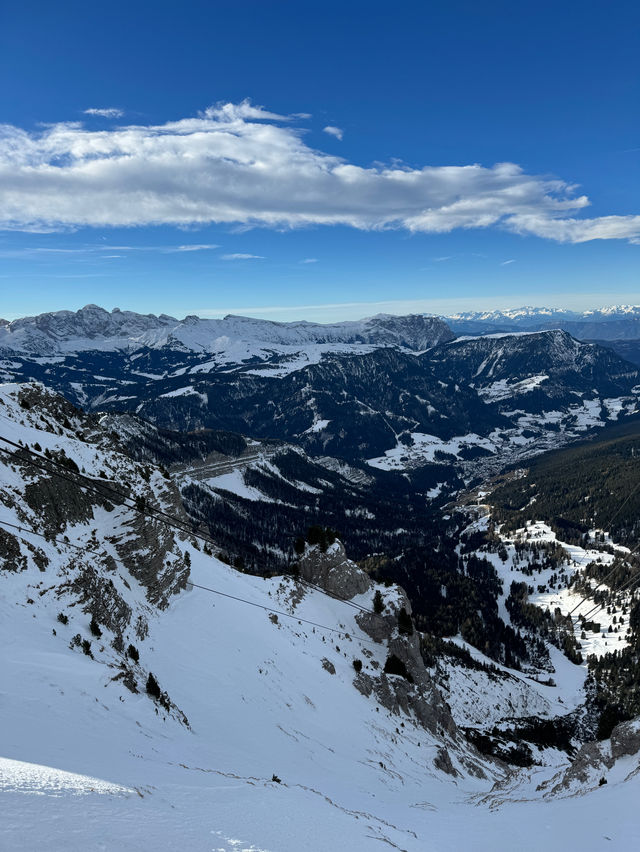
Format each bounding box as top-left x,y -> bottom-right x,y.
0,304 -> 454,356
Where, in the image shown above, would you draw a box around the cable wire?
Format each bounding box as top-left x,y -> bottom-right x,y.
0,518 -> 380,647
0,434 -> 382,619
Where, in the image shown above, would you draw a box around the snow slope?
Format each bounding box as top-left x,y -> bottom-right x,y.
3,531 -> 639,852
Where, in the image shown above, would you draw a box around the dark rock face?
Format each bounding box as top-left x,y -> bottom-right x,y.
357,314 -> 455,349
610,719 -> 640,760
70,565 -> 133,640
23,475 -> 113,535
434,746 -> 459,777
0,527 -> 28,572
322,658 -> 336,675
298,541 -> 459,740
541,717 -> 640,797
299,541 -> 372,599
112,512 -> 190,609
553,741 -> 613,792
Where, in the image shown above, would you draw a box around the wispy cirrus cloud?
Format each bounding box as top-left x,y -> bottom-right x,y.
500,259 -> 516,265
103,243 -> 220,253
221,253 -> 264,260
0,99 -> 638,243
83,107 -> 124,119
0,242 -> 220,258
301,257 -> 318,263
170,243 -> 219,252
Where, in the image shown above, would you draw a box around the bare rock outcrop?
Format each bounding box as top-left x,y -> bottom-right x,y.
299,541 -> 372,599
610,718 -> 640,760
300,542 -> 458,740
541,717 -> 640,797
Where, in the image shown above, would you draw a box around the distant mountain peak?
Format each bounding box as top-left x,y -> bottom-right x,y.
0,305 -> 454,357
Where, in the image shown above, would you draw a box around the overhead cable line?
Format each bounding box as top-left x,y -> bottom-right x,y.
567,539 -> 640,619
185,580 -> 380,645
0,518 -> 380,647
573,567 -> 640,624
0,434 -> 381,618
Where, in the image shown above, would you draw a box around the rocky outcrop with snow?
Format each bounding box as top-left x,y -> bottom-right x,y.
538,718 -> 640,798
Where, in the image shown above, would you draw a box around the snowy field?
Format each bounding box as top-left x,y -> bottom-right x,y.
2,540 -> 639,852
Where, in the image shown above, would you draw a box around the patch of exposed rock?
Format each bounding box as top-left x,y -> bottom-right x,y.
540,717 -> 640,797
299,540 -> 468,753
611,718 -> 640,760
355,586 -> 457,737
23,474 -> 117,535
298,541 -> 372,599
112,512 -> 190,609
0,528 -> 28,572
69,564 -> 133,640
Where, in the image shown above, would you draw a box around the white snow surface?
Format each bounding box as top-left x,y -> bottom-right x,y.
3,543 -> 639,852
367,431 -> 496,470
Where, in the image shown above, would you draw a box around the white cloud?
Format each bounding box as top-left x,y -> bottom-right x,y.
301,257 -> 318,263
221,253 -> 264,260
323,125 -> 344,141
0,242 -> 220,257
500,259 -> 516,265
171,244 -> 219,252
507,213 -> 640,243
1,100 -> 639,243
83,108 -> 124,119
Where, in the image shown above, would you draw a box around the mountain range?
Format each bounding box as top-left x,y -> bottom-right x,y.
444,304 -> 640,347
1,306 -> 638,488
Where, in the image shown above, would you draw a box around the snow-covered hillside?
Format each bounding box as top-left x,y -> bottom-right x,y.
1,382 -> 639,850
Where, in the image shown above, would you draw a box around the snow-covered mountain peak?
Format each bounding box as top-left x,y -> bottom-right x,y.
446,306 -> 576,322
0,305 -> 453,357
445,305 -> 640,323
444,305 -> 640,340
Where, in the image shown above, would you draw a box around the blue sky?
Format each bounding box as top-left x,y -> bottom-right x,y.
1,0 -> 638,321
